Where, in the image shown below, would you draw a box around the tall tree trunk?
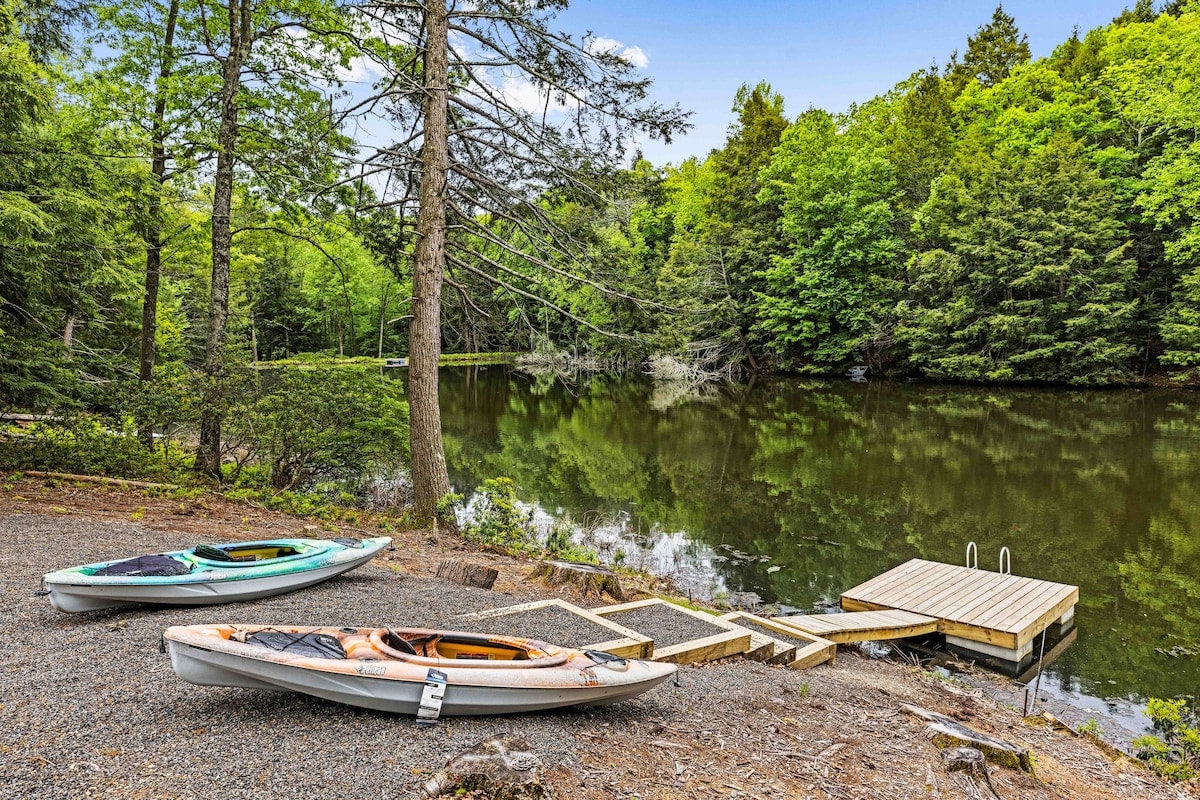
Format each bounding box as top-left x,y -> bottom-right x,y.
197,0 -> 251,478
410,1 -> 451,521
62,315 -> 76,352
138,0 -> 179,448
377,282 -> 391,359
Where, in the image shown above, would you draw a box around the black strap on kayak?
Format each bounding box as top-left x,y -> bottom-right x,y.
34,578 -> 49,597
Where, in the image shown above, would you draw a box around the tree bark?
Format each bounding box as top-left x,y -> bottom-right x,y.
409,1 -> 451,521
62,315 -> 75,352
138,0 -> 179,448
436,559 -> 499,590
197,0 -> 252,478
527,560 -> 625,600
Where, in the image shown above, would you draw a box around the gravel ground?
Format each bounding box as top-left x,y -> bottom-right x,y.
2,498 -> 1194,800
0,514 -> 678,800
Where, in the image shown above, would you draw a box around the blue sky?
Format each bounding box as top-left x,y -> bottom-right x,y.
555,0 -> 1139,165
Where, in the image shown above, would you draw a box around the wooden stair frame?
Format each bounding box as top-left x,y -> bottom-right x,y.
464,597 -> 652,659
717,611 -> 837,670
591,598 -> 751,665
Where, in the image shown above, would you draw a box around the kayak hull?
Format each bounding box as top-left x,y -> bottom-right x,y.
164,624 -> 678,717
43,537 -> 391,613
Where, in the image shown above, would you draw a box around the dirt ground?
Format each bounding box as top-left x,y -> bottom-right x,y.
3,472 -> 1196,800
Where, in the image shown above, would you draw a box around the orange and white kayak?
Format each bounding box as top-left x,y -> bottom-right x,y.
163,624 -> 678,718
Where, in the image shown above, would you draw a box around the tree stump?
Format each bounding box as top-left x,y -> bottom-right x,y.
436,559 -> 498,590
420,734 -> 549,799
527,560 -> 624,600
902,704 -> 1035,775
941,748 -> 1000,800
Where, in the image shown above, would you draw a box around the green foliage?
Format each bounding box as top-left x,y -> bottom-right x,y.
947,4 -> 1032,93
226,367 -> 409,491
1134,698 -> 1200,781
756,106 -> 902,370
435,492 -> 464,529
463,477 -> 536,552
0,413 -> 178,480
899,131 -> 1138,384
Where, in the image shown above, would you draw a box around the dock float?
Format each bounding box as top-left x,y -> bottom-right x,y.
833,558 -> 1078,663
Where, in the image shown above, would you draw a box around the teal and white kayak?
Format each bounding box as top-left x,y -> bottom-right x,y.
42,537 -> 392,613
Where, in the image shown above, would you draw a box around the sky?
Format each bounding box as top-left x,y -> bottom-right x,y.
551,0 -> 1141,165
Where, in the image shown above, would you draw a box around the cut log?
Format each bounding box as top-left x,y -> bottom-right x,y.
527,560 -> 624,600
436,559 -> 498,590
23,470 -> 178,490
421,734 -> 548,799
903,704 -> 1034,774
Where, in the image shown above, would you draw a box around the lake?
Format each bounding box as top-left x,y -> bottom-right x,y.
427,366 -> 1200,726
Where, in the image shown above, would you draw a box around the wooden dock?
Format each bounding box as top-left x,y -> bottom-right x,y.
834,558 -> 1078,662
777,609 -> 939,644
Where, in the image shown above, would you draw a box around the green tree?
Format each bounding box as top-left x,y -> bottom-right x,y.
889,67 -> 954,216
703,82 -> 789,368
948,4 -> 1032,94
0,4 -> 143,411
181,0 -> 358,476
899,132 -> 1138,384
756,106 -> 902,370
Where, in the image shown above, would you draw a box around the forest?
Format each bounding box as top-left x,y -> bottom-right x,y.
2,1 -> 1199,490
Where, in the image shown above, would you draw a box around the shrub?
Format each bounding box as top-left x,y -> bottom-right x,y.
1134,698 -> 1200,781
463,477 -> 535,551
227,367 -> 409,491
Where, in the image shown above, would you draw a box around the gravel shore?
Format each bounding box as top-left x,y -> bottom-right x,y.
2,499 -> 1192,800
2,514 -> 666,799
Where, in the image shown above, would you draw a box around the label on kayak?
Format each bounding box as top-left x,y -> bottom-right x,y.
416,668 -> 448,725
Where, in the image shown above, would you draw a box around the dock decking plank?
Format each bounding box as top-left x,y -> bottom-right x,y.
775,609 -> 939,644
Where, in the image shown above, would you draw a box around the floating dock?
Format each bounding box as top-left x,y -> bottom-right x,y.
825,558 -> 1077,663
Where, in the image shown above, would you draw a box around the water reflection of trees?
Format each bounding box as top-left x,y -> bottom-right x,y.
436,368 -> 1200,700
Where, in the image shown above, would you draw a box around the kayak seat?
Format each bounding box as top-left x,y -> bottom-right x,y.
384,629 -> 417,655
193,544 -> 234,562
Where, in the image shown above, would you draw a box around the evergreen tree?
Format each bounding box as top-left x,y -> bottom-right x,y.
948,4 -> 1032,93
899,132 -> 1138,384
889,67 -> 954,216
360,0 -> 690,519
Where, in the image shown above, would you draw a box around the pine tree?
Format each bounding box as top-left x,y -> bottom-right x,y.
949,5 -> 1031,93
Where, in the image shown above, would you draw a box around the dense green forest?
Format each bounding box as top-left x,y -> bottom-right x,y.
3,0 -> 1200,420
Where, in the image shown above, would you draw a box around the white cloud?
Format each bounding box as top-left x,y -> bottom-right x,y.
500,74 -> 578,115
336,56 -> 381,85
587,37 -> 649,68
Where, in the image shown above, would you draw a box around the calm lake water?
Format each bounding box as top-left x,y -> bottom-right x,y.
426,366 -> 1200,723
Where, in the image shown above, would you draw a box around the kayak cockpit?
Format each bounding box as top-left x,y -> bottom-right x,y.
183,541 -> 325,567
222,625 -> 570,668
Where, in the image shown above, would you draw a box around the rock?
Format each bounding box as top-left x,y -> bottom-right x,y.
421,734 -> 549,799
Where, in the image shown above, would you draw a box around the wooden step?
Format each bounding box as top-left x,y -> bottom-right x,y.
718,611 -> 837,670
773,609 -> 939,644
